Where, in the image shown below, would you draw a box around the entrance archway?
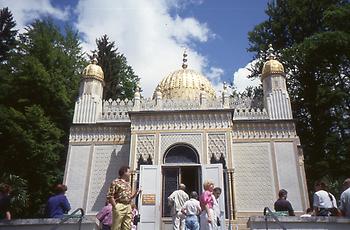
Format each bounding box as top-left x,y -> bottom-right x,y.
162,143 -> 200,217
163,143 -> 199,164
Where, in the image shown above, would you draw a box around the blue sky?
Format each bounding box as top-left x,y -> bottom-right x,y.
1,0 -> 269,96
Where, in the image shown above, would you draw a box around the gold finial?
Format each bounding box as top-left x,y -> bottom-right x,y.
223,81 -> 227,91
267,44 -> 276,60
182,49 -> 188,69
91,51 -> 98,64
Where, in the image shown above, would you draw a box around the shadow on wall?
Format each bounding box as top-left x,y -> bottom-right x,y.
91,145 -> 130,212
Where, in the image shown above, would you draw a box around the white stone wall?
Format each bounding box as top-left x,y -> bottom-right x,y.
64,145 -> 91,212
232,142 -> 276,212
274,142 -> 303,211
64,144 -> 130,214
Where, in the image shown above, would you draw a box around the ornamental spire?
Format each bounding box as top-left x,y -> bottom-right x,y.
266,44 -> 276,60
182,49 -> 188,69
91,51 -> 98,64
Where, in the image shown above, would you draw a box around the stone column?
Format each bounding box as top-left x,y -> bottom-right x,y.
227,168 -> 235,221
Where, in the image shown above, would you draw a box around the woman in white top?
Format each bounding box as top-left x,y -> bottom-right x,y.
181,191 -> 201,230
313,181 -> 338,216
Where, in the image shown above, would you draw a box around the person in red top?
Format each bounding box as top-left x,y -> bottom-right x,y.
107,166 -> 140,230
199,180 -> 215,230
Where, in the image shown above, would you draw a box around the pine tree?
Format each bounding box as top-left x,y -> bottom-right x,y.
247,0 -> 350,193
0,7 -> 18,63
96,35 -> 139,100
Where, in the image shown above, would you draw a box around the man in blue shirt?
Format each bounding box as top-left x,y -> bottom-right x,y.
45,184 -> 71,218
274,189 -> 295,216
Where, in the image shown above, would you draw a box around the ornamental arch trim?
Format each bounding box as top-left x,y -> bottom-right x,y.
163,143 -> 199,164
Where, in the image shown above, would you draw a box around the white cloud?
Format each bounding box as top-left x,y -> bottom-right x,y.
205,67 -> 224,94
3,0 -> 227,97
233,60 -> 261,92
74,0 -> 217,97
1,0 -> 69,32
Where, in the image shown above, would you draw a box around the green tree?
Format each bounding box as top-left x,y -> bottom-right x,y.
0,17 -> 85,217
96,35 -> 139,100
248,0 -> 350,195
0,7 -> 18,63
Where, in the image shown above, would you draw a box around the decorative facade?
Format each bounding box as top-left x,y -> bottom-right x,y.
63,47 -> 309,229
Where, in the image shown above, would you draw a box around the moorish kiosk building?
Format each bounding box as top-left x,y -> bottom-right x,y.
63,45 -> 309,229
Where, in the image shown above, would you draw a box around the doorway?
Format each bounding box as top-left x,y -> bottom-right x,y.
162,143 -> 201,217
162,165 -> 200,217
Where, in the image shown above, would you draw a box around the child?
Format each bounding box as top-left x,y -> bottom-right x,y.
96,201 -> 112,230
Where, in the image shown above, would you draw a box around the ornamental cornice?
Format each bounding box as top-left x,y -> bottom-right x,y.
130,111 -> 232,131
69,125 -> 130,143
232,121 -> 297,139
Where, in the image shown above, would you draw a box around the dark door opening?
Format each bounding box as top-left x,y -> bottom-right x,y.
181,167 -> 199,195
162,166 -> 200,217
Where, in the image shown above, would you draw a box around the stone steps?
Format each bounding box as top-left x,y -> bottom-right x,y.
229,217 -> 250,230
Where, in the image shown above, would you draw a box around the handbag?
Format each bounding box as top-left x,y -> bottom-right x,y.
328,192 -> 340,216
133,214 -> 140,225
216,217 -> 221,226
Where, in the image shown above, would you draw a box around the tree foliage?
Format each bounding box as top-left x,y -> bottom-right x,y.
96,35 -> 139,100
248,0 -> 350,194
0,7 -> 17,63
0,10 -> 85,217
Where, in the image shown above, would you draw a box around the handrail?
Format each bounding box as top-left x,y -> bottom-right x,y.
263,207 -> 287,230
51,208 -> 85,230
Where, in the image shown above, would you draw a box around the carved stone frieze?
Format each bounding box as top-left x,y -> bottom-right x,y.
69,125 -> 130,143
101,98 -> 133,121
131,112 -> 232,131
160,133 -> 202,161
232,121 -> 297,139
208,133 -> 227,161
136,134 -> 155,161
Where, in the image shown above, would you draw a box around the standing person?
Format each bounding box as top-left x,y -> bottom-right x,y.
96,201 -> 113,230
0,184 -> 12,220
212,187 -> 223,229
181,191 -> 201,230
274,189 -> 295,216
168,183 -> 189,230
339,178 -> 350,217
131,203 -> 139,230
107,166 -> 140,230
200,180 -> 215,230
45,184 -> 71,218
313,181 -> 338,216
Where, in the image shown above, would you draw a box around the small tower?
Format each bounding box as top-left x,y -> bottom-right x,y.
261,44 -> 292,119
73,53 -> 104,123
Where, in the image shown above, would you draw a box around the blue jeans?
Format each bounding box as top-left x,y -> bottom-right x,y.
185,215 -> 199,230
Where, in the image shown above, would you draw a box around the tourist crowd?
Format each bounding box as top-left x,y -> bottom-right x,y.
1,168 -> 349,230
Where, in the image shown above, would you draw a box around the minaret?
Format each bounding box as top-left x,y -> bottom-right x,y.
261,44 -> 292,119
73,52 -> 104,123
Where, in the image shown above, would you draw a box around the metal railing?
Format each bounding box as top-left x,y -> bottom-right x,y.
263,207 -> 287,230
51,208 -> 85,230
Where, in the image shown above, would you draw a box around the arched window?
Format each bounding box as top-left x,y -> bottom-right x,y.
163,144 -> 199,164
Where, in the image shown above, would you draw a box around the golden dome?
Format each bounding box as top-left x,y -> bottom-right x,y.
154,68 -> 216,100
261,44 -> 285,79
82,56 -> 104,81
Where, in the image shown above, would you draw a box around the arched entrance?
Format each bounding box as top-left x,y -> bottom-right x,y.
162,143 -> 200,217
163,143 -> 199,164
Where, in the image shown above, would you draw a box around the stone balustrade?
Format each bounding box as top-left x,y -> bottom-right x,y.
99,95 -> 263,122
